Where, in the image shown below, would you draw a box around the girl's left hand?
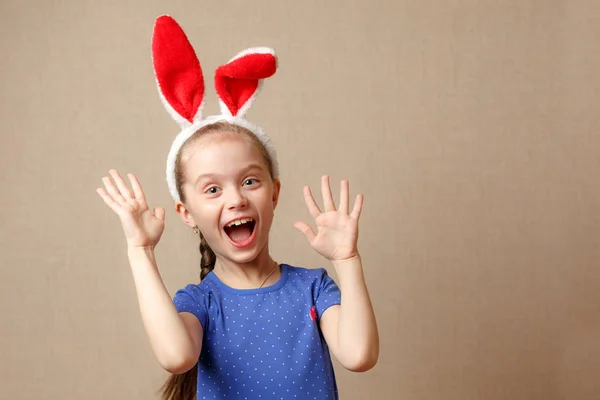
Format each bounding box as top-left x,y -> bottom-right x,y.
294,175 -> 363,262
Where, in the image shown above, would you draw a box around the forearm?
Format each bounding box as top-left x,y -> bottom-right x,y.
127,246 -> 198,370
332,255 -> 379,370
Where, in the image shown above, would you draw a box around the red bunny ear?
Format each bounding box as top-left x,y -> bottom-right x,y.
214,48 -> 277,117
152,16 -> 205,127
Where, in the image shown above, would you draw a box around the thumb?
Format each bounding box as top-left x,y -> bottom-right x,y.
294,221 -> 316,244
154,207 -> 166,222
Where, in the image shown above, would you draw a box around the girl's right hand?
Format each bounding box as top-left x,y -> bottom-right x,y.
96,170 -> 166,249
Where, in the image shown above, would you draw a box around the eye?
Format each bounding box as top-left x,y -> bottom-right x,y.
205,186 -> 220,194
243,179 -> 258,186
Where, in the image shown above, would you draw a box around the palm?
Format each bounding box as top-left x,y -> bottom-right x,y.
97,170 -> 166,248
295,176 -> 363,261
119,203 -> 164,247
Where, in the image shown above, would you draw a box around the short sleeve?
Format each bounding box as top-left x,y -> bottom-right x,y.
314,268 -> 341,318
173,284 -> 208,331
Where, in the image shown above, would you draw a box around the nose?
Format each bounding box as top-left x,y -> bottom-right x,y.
226,187 -> 248,210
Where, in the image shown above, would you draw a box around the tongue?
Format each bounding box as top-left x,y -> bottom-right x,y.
226,224 -> 252,244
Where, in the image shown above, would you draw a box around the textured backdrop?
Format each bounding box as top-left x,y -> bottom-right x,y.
2,0 -> 600,399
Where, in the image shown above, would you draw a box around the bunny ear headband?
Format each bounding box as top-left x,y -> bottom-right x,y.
151,15 -> 279,203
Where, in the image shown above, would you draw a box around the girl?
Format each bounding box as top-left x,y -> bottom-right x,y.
96,16 -> 378,400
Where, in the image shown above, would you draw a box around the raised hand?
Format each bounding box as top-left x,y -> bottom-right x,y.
96,170 -> 165,249
294,175 -> 363,262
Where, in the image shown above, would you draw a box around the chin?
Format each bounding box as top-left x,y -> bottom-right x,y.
227,237 -> 269,263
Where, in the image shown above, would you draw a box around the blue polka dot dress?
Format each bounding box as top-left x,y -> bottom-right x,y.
173,264 -> 341,399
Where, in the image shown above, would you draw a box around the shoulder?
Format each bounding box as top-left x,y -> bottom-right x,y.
173,276 -> 219,305
283,264 -> 335,286
283,264 -> 340,312
175,280 -> 208,296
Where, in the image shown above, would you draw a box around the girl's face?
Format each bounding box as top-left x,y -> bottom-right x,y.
177,131 -> 280,265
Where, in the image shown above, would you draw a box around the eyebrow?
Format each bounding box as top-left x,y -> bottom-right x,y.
193,163 -> 266,187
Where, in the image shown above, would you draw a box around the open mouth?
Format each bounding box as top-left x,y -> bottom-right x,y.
223,217 -> 256,247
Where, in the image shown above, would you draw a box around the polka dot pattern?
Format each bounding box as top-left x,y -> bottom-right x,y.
173,264 -> 341,399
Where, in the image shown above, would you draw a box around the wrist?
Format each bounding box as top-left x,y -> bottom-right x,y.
331,254 -> 363,277
127,244 -> 157,259
330,253 -> 361,268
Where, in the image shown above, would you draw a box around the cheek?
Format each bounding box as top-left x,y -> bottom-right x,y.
188,201 -> 221,230
257,195 -> 276,224
197,216 -> 224,252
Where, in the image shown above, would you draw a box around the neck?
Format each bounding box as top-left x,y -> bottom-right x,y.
213,245 -> 280,289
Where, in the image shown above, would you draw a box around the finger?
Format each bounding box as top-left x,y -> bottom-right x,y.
102,176 -> 126,205
128,173 -> 148,207
154,207 -> 166,222
109,169 -> 134,199
303,185 -> 322,219
96,188 -> 123,215
339,179 -> 349,215
350,194 -> 364,220
321,175 -> 336,212
293,221 -> 317,244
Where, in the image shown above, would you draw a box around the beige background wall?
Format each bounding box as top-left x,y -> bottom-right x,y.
2,0 -> 600,399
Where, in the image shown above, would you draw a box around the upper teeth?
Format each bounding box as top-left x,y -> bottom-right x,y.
227,218 -> 254,227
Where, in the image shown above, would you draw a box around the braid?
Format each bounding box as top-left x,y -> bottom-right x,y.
161,232 -> 215,400
199,232 -> 216,281
160,370 -> 196,400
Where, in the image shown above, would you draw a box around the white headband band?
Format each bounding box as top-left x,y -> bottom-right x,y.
152,15 -> 279,203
